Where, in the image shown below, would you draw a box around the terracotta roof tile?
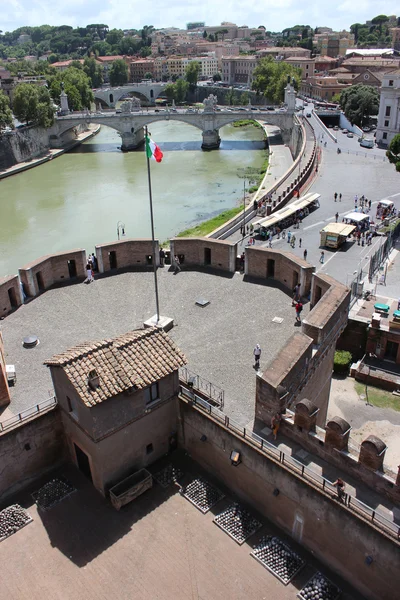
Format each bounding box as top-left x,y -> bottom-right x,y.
44,327 -> 186,407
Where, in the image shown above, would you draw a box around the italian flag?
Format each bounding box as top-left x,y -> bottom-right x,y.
145,135 -> 163,163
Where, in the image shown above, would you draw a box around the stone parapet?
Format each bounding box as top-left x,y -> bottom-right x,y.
170,237 -> 237,273
95,238 -> 159,273
19,249 -> 86,298
0,274 -> 23,317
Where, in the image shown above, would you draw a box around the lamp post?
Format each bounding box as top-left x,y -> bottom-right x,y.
117,221 -> 126,240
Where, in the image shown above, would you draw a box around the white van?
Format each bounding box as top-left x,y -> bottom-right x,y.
360,138 -> 374,149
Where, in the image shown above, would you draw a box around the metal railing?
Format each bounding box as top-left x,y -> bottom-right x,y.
180,390 -> 400,541
0,396 -> 57,434
179,367 -> 224,409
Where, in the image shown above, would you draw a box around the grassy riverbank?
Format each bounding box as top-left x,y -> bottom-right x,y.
177,206 -> 244,237
232,119 -> 262,129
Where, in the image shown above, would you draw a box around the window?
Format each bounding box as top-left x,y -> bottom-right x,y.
385,106 -> 391,117
146,382 -> 159,405
385,120 -> 389,127
383,132 -> 387,140
66,395 -> 78,418
389,80 -> 394,86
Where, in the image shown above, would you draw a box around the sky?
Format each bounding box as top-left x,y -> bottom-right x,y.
1,0 -> 399,34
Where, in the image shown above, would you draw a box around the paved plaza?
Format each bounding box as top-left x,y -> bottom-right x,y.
0,457 -> 362,600
0,269 -> 301,425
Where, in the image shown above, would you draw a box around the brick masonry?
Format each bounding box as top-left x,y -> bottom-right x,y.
95,238 -> 159,273
170,237 -> 237,273
0,275 -> 22,317
19,249 -> 86,297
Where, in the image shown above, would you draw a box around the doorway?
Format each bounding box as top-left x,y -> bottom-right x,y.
67,259 -> 77,279
266,259 -> 275,278
204,247 -> 211,266
385,340 -> 399,362
292,270 -> 299,290
36,271 -> 45,292
74,443 -> 93,482
7,287 -> 17,308
109,251 -> 117,270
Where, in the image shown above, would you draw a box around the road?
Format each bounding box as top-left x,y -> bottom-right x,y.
237,104 -> 399,287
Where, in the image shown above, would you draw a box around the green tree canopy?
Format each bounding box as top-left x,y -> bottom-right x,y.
48,66 -> 94,110
83,57 -> 103,87
339,84 -> 379,127
109,58 -> 128,86
252,57 -> 301,104
13,83 -> 55,127
185,61 -> 201,89
0,89 -> 13,129
213,73 -> 222,82
164,79 -> 189,102
386,134 -> 400,172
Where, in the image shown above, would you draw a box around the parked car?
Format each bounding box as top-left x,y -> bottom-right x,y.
333,126 -> 339,131
362,126 -> 371,132
342,129 -> 348,134
360,138 -> 374,148
306,113 -> 312,118
347,132 -> 354,138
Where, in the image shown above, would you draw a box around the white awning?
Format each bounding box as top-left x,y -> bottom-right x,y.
344,212 -> 370,223
254,192 -> 321,229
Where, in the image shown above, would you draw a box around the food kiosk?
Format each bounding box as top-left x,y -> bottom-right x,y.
320,223 -> 356,249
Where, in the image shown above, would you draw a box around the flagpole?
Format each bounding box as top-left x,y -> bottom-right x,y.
144,125 -> 160,324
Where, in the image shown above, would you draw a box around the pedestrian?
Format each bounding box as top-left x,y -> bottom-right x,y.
287,231 -> 292,243
295,301 -> 303,322
174,255 -> 181,274
397,298 -> 400,311
332,478 -> 346,503
334,192 -> 338,202
268,238 -> 272,248
240,252 -> 245,272
159,248 -> 165,267
253,344 -> 261,369
339,193 -> 342,202
91,253 -> 98,272
271,412 -> 282,441
319,251 -> 325,264
85,262 -> 93,283
335,212 -> 339,223
303,249 -> 308,261
293,283 -> 301,304
299,238 -> 302,248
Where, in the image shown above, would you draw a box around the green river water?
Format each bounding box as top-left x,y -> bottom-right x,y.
0,121 -> 265,276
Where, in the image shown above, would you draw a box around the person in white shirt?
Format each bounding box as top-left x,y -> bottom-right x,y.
253,344 -> 261,369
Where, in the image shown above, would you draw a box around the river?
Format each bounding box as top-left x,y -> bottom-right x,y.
0,121 -> 265,277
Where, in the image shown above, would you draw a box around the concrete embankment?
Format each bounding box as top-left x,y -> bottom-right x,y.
0,124 -> 100,180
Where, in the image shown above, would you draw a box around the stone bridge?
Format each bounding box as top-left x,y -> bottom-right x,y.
93,83 -> 167,107
48,108 -> 295,151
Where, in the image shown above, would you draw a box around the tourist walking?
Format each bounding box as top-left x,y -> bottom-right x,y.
335,212 -> 339,223
159,248 -> 165,267
339,193 -> 342,202
320,251 -> 325,264
295,301 -> 303,323
85,262 -> 93,283
253,344 -> 261,369
287,231 -> 292,243
174,255 -> 181,274
91,253 -> 98,272
303,249 -> 307,261
299,238 -> 302,248
332,478 -> 346,503
334,192 -> 338,202
271,413 -> 282,441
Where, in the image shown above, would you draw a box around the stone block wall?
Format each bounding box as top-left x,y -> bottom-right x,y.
179,400 -> 400,600
19,249 -> 86,297
170,237 -> 237,273
95,239 -> 159,273
0,408 -> 65,501
245,247 -> 314,297
0,275 -> 23,317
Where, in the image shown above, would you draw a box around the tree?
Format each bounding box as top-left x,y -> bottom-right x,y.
252,57 -> 301,104
340,84 -> 379,127
48,67 -> 94,110
164,83 -> 175,102
109,59 -> 128,86
83,57 -> 103,87
0,90 -> 13,129
331,93 -> 341,104
386,134 -> 400,172
144,72 -> 153,79
13,83 -> 54,127
213,73 -> 222,82
240,92 -> 249,105
106,28 -> 123,47
185,61 -> 201,90
174,78 -> 189,103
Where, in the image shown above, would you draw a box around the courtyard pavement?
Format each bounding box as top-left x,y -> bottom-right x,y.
0,269 -> 301,425
0,456 -> 363,600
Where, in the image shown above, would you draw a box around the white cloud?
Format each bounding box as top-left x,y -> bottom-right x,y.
1,0 -> 399,33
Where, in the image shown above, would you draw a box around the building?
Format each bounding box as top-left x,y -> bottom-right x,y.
96,56 -> 130,82
314,55 -> 338,72
222,56 -> 259,86
376,70 -> 400,147
45,327 -> 187,495
284,56 -> 315,80
301,75 -> 350,101
390,27 -> 400,51
130,59 -> 155,82
314,31 -> 355,57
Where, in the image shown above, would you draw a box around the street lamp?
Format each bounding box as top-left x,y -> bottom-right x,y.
117,221 -> 126,240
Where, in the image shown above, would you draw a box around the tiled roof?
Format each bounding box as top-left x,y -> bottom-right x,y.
44,327 -> 187,407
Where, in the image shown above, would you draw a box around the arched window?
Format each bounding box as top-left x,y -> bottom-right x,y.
109,93 -> 114,104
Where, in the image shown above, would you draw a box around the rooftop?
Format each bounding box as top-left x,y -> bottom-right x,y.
0,270 -> 298,425
44,328 -> 187,407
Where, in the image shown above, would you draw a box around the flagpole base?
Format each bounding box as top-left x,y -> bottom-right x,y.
143,315 -> 174,332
